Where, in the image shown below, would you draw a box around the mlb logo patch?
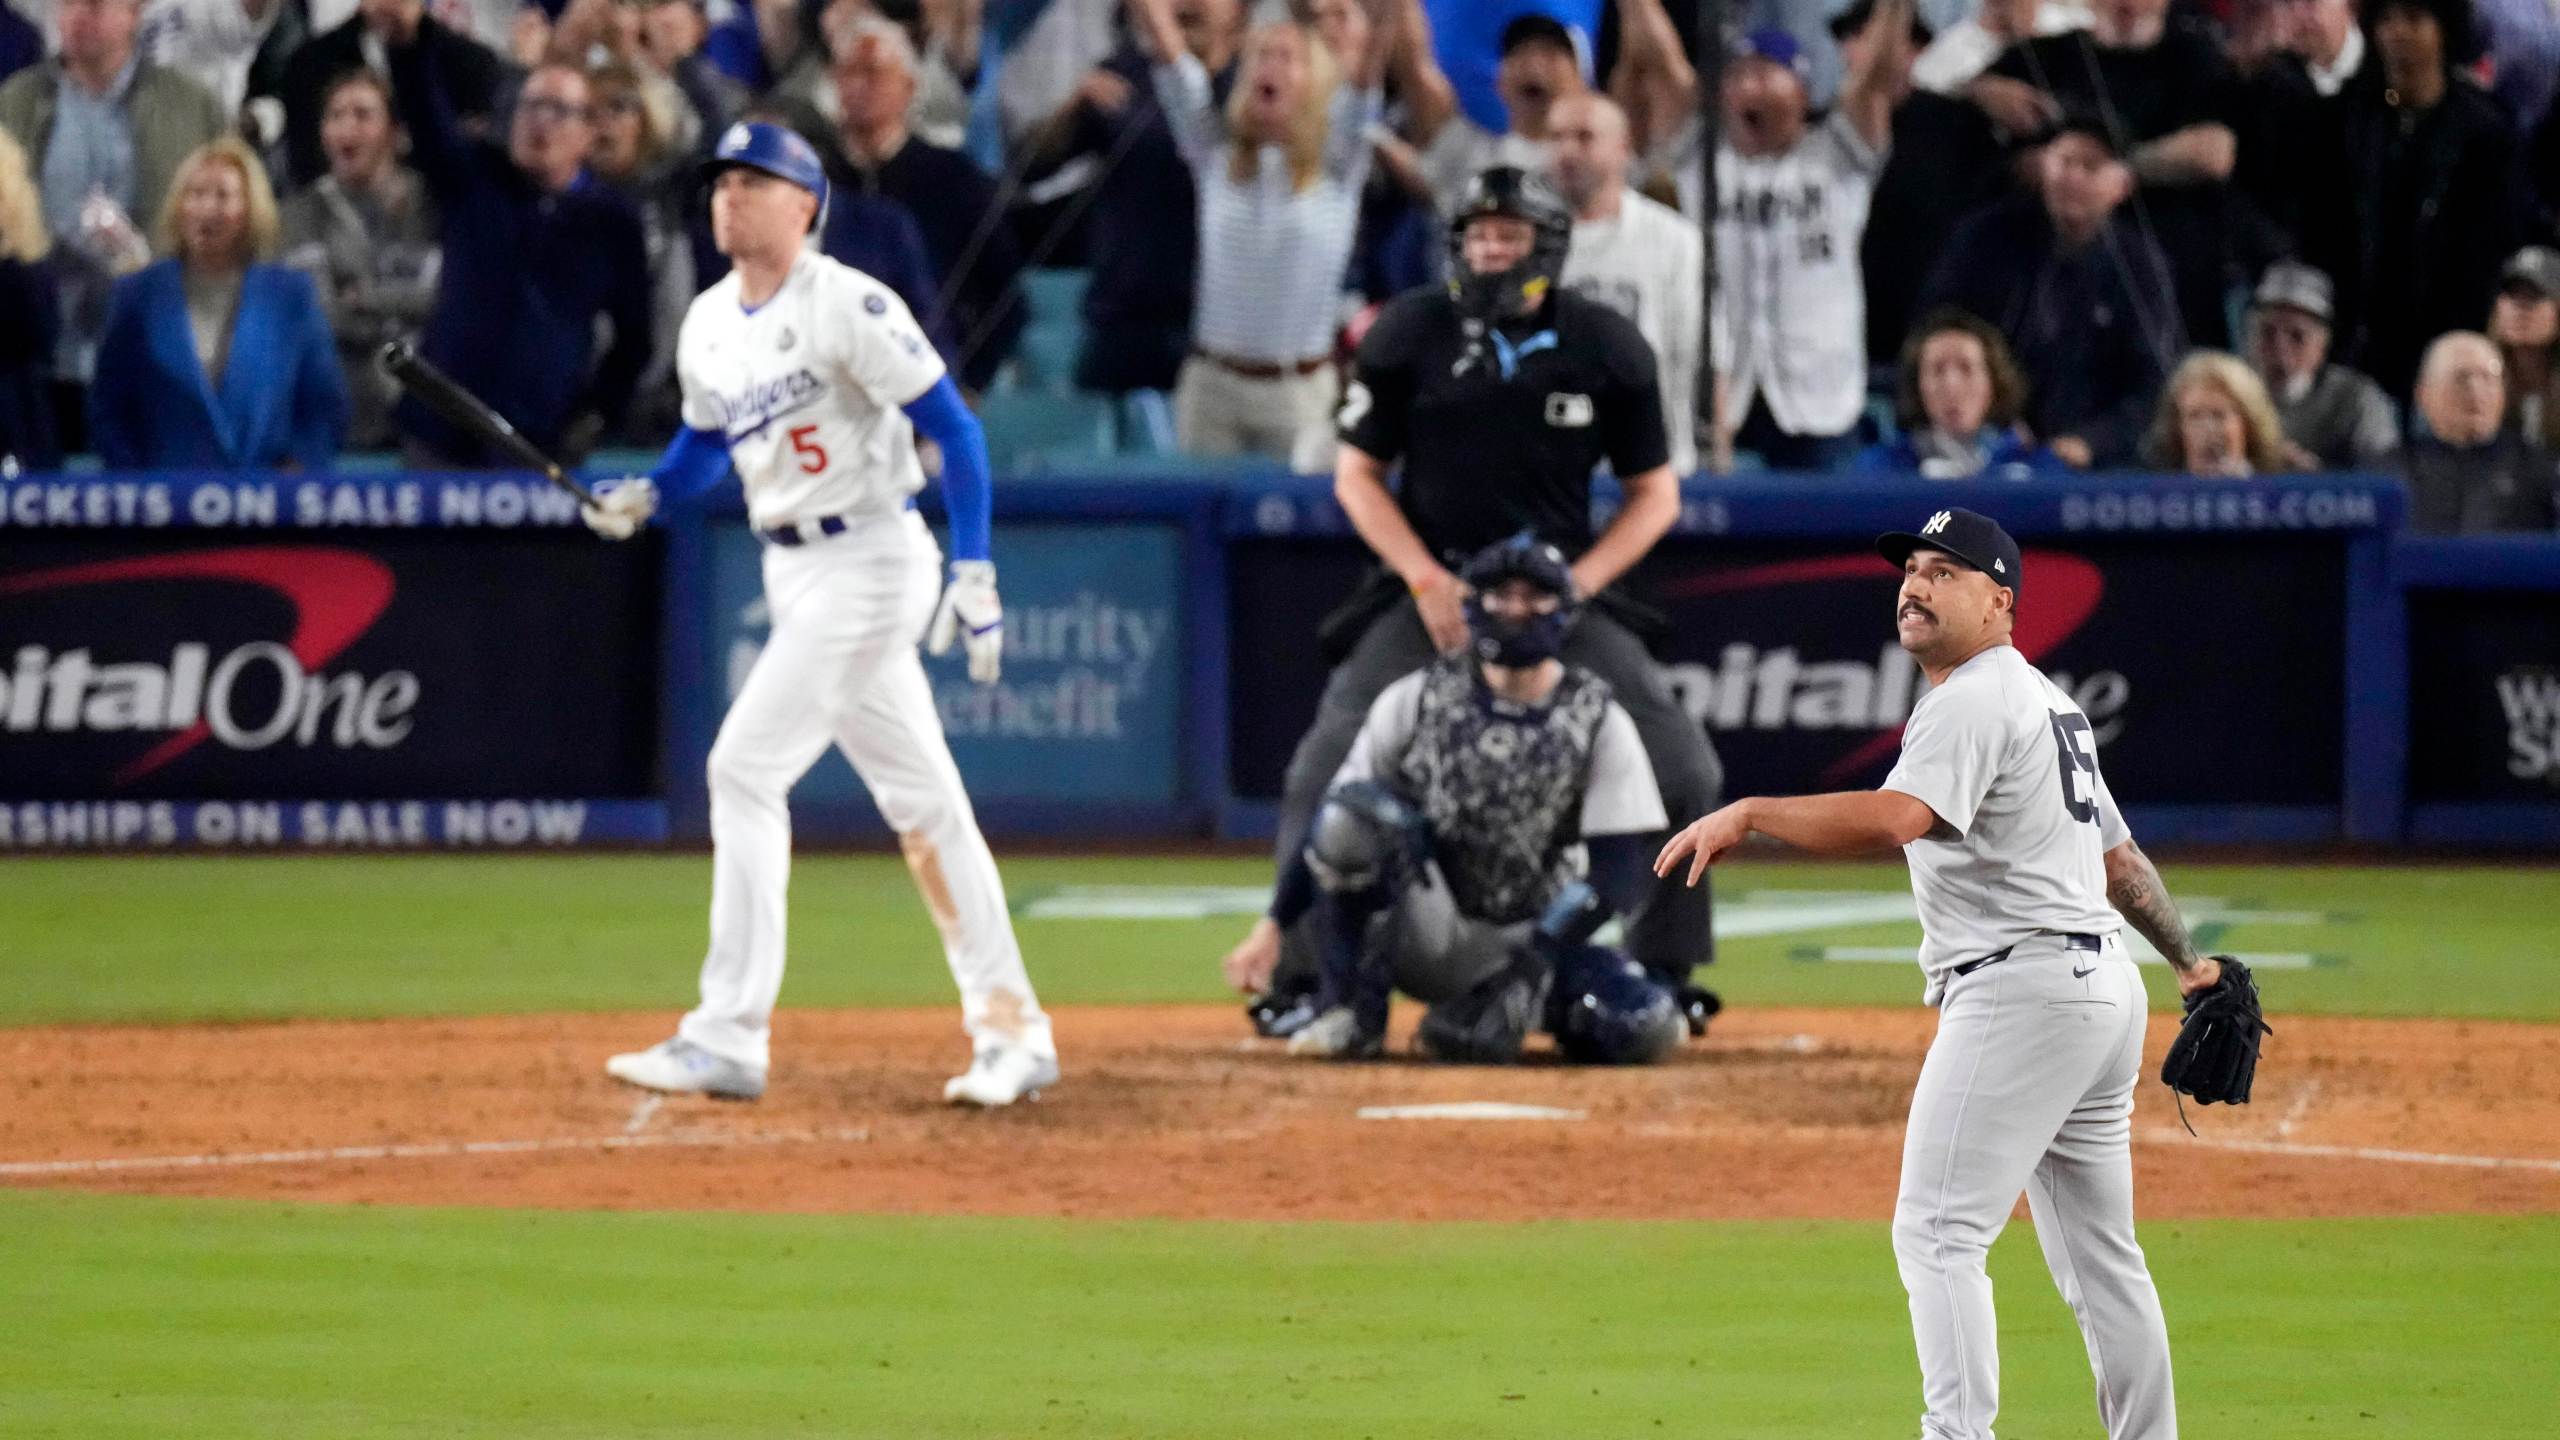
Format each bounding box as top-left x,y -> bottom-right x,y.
1544,393 -> 1594,428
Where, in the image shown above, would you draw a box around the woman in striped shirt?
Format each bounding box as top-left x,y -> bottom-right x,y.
1130,0 -> 1391,473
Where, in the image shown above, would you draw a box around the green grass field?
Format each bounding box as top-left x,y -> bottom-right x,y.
6,853 -> 2558,1437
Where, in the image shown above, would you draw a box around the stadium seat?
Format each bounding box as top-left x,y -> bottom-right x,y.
1006,268 -> 1092,394
1022,267 -> 1090,327
977,389 -> 1116,471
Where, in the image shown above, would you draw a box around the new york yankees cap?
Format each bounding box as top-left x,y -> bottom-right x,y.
1877,508 -> 2023,592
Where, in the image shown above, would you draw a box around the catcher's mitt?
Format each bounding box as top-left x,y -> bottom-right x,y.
2159,956 -> 2272,1125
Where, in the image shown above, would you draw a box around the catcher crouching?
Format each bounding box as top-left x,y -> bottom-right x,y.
1223,534 -> 1715,1064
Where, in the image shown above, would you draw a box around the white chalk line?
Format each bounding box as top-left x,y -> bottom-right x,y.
0,1125 -> 873,1179
2274,1079 -> 2321,1139
2140,1131 -> 2560,1173
623,1094 -> 664,1135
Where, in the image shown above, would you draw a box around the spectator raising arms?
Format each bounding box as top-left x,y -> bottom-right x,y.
281,0 -> 506,187
1923,114 -> 2182,468
1718,5 -> 1917,471
2142,350 -> 2293,477
2243,260 -> 2398,471
90,139 -> 348,469
2397,331 -> 2560,533
388,45 -> 651,465
279,67 -> 439,451
1132,0 -> 1391,473
1404,11 -> 1586,213
1854,308 -> 2058,479
1035,0 -> 1243,396
0,125 -> 56,471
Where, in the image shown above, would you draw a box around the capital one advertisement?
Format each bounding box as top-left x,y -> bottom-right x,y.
1228,535 -> 2348,808
700,521 -> 1186,823
0,534 -> 662,846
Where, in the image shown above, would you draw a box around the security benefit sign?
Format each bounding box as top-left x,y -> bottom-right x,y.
0,534 -> 662,845
2407,591 -> 2560,801
704,522 -> 1184,822
1634,537 -> 2348,805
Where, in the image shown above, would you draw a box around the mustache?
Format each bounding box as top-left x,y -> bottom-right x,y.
1898,599 -> 1935,621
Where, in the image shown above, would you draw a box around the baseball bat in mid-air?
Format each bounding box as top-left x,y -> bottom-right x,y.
377,341 -> 598,507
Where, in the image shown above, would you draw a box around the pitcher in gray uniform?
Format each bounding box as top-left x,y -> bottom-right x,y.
1656,507 -> 2227,1440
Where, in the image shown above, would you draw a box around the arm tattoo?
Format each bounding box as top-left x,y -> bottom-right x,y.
2107,848 -> 2200,971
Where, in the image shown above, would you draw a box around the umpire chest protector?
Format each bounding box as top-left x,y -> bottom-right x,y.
1339,289 -> 1668,563
1391,656 -> 1613,924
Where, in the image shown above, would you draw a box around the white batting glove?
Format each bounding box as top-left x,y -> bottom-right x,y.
926,560 -> 1004,684
581,477 -> 656,540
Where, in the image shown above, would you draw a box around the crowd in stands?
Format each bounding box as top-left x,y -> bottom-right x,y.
0,0 -> 2554,533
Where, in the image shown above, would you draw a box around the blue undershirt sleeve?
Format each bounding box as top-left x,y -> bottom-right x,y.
900,375 -> 993,563
647,425 -> 735,504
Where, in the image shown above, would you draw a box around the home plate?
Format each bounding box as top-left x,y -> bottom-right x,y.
1357,1102 -> 1588,1122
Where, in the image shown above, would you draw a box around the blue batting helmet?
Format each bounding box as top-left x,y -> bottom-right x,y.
704,121 -> 829,231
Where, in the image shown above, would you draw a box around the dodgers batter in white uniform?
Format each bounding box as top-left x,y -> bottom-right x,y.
582,122 -> 1058,1109
1658,508 -> 2227,1439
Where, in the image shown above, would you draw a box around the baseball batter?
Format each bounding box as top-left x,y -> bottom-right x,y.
1657,507 -> 2224,1440
582,122 -> 1057,1109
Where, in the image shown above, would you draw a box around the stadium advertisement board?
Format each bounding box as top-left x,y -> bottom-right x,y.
0,531 -> 663,847
2407,591 -> 2560,802
692,520 -> 1187,832
1226,535 -> 2348,808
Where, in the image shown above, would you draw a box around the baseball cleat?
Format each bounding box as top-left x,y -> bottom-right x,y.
1247,988 -> 1322,1039
604,1037 -> 766,1100
1284,1006 -> 1384,1060
943,1042 -> 1060,1107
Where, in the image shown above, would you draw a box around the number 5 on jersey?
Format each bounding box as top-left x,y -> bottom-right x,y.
788,424 -> 828,475
2048,711 -> 2100,823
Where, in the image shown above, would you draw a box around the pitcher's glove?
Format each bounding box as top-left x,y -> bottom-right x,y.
2159,956 -> 2272,1118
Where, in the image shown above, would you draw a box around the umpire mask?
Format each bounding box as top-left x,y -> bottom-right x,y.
1460,534 -> 1579,668
1447,166 -> 1573,325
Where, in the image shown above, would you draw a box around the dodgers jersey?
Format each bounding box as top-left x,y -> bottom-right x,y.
1881,644 -> 2130,994
676,250 -> 946,530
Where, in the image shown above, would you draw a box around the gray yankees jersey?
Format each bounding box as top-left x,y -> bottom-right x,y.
1881,644 -> 2130,997
1336,658 -> 1665,924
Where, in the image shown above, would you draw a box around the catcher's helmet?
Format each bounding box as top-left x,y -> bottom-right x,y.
1459,532 -> 1579,667
703,121 -> 830,232
1446,166 -> 1572,322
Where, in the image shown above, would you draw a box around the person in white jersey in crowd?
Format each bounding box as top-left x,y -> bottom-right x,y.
1548,89 -> 1719,475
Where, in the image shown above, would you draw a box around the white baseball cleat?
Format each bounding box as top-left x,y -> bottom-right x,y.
1285,1007 -> 1384,1060
605,1037 -> 766,1100
942,1042 -> 1060,1107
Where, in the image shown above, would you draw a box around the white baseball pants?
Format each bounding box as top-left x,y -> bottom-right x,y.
676,509 -> 1051,1072
1892,932 -> 2176,1440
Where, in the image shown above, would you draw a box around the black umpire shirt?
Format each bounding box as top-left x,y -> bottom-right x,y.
1340,287 -> 1669,564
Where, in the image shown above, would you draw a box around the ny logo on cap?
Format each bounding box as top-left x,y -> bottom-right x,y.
1922,510 -> 1953,535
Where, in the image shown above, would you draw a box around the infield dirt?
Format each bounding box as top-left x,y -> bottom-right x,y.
7,1005 -> 2558,1219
